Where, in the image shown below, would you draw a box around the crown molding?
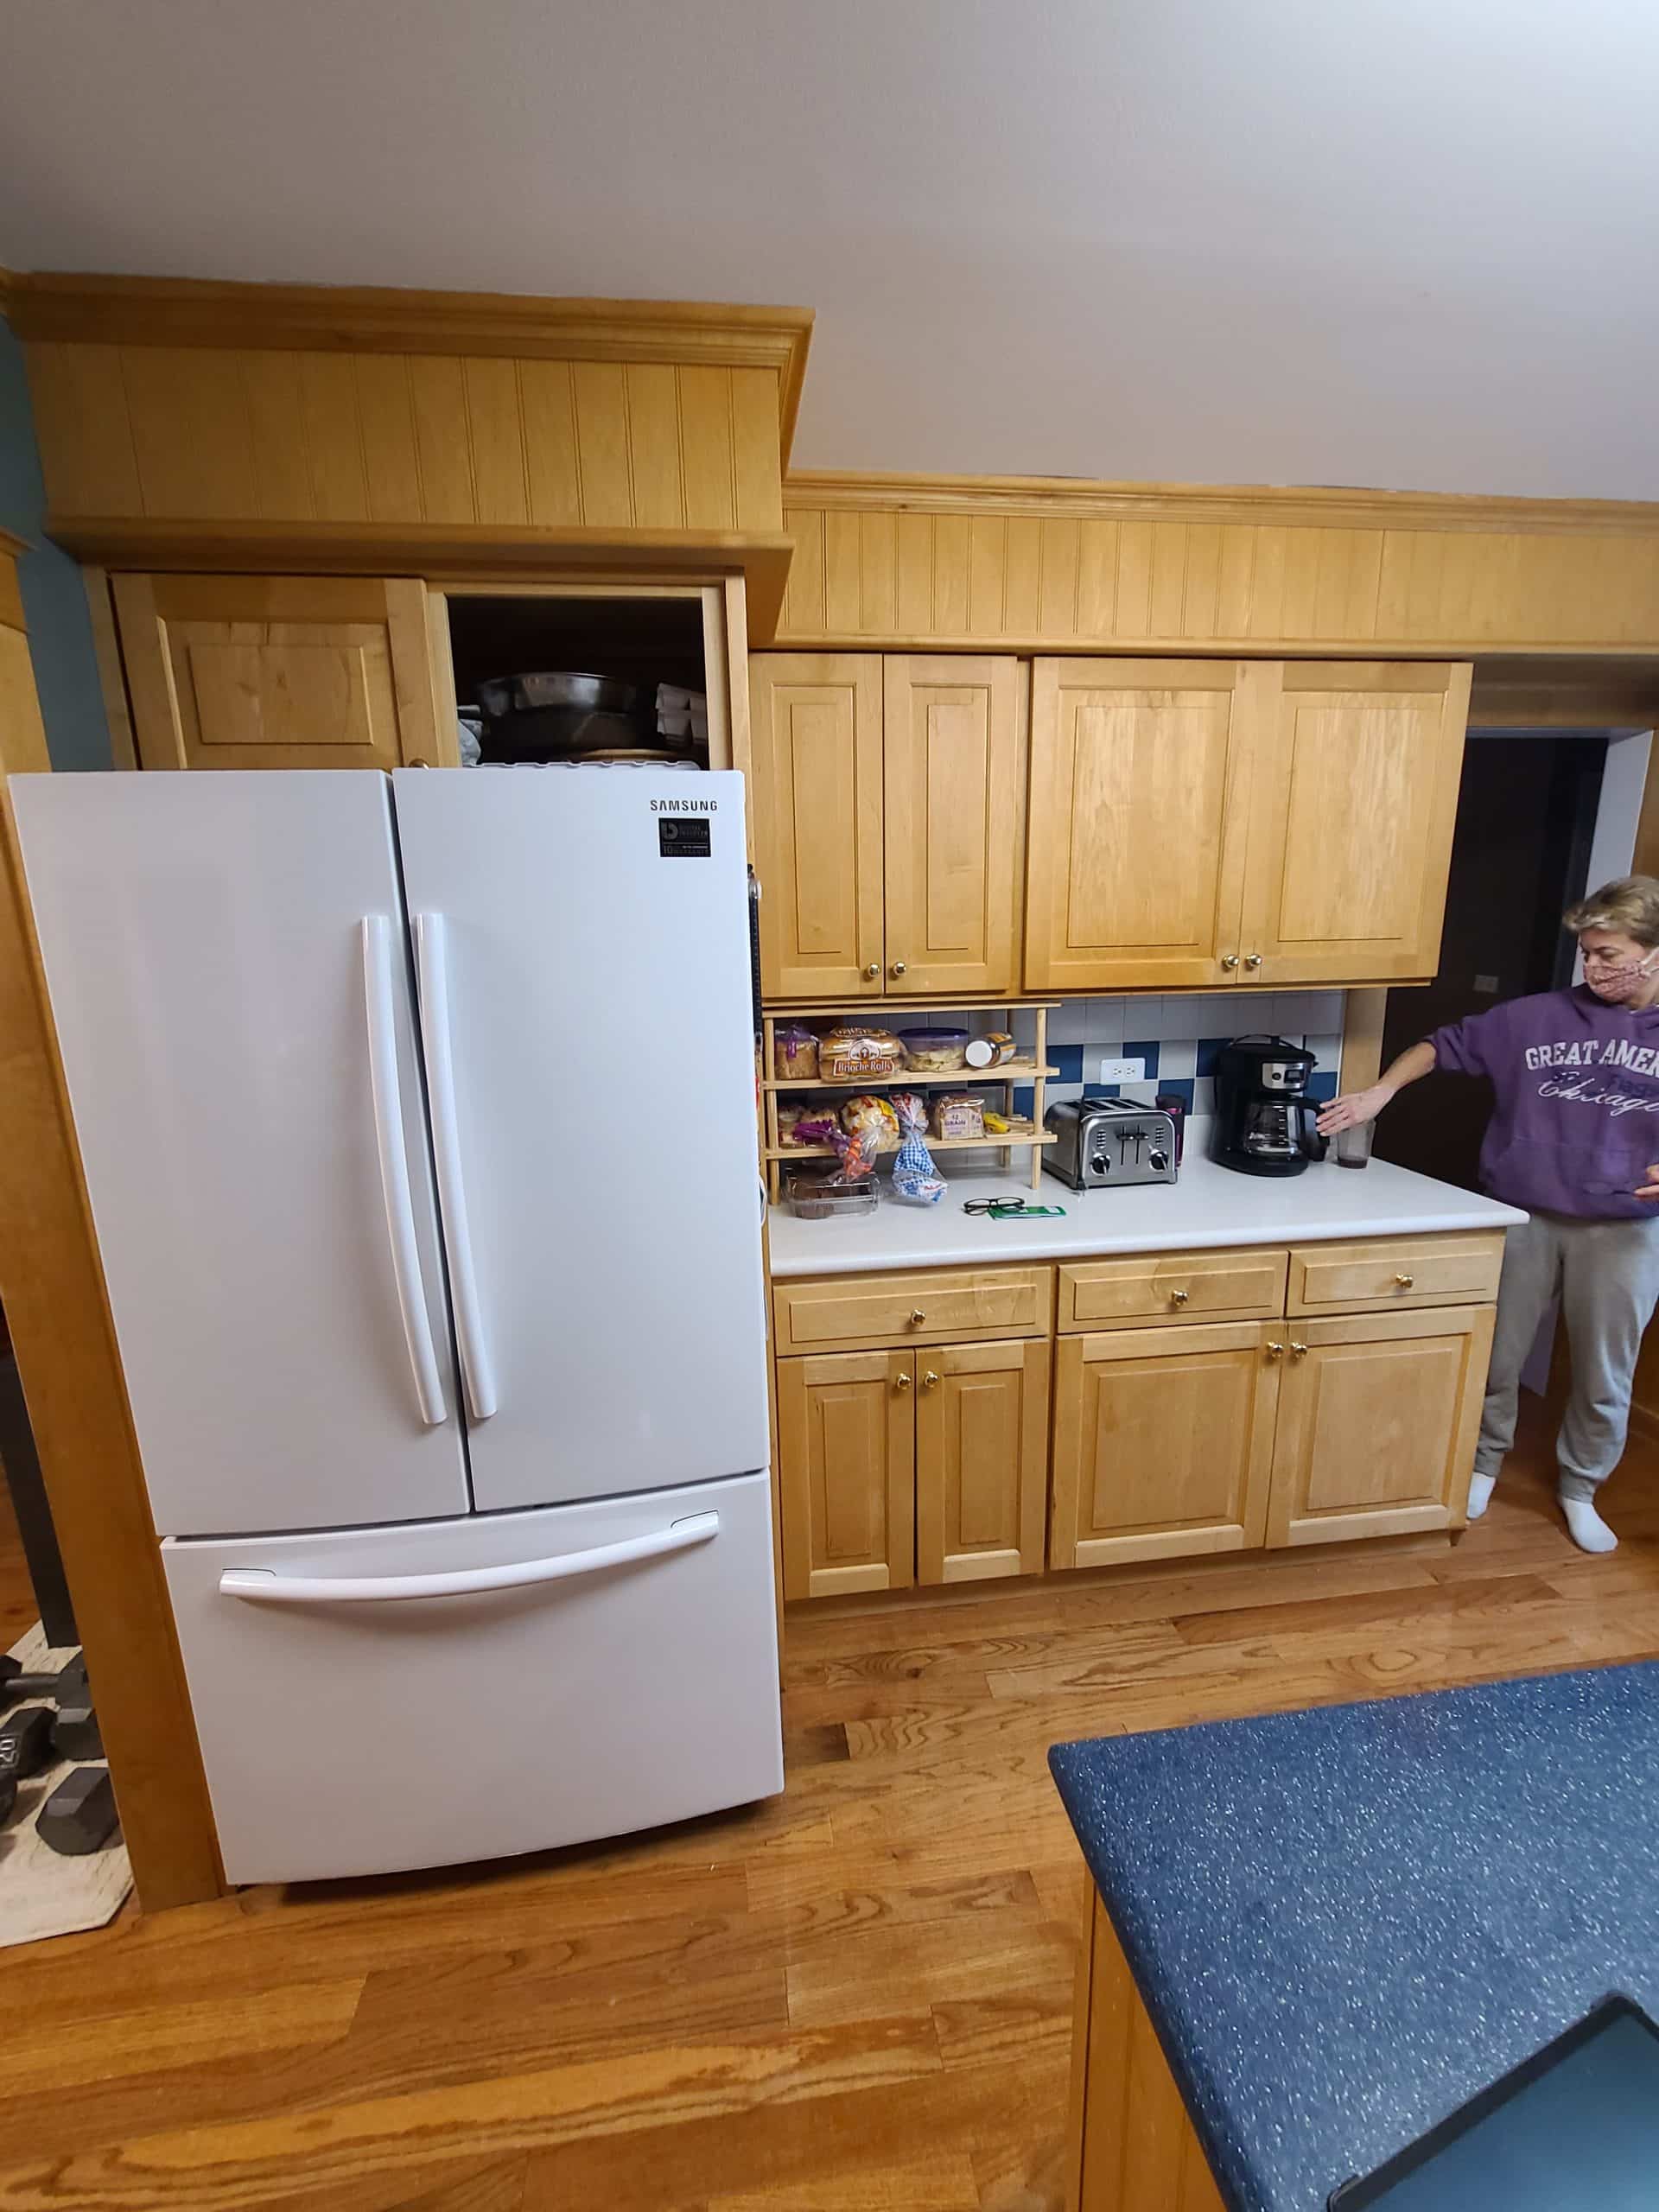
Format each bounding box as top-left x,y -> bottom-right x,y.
785,467 -> 1659,539
10,273 -> 814,465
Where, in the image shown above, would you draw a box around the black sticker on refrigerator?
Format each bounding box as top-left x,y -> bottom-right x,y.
658,818 -> 712,858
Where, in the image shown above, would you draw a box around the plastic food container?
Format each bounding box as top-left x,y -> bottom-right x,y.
819,1027 -> 906,1081
786,1171 -> 879,1219
899,1027 -> 969,1072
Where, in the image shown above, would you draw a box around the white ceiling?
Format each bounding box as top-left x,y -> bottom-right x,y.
3,0 -> 1657,499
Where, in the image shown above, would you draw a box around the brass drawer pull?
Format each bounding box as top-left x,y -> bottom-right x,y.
1244,952 -> 1263,970
1266,1342 -> 1285,1360
894,1370 -> 912,1391
890,959 -> 907,978
1169,1287 -> 1190,1306
1290,1341 -> 1308,1358
1395,1272 -> 1414,1288
908,1308 -> 927,1326
1220,954 -> 1239,971
863,962 -> 880,980
921,1370 -> 939,1389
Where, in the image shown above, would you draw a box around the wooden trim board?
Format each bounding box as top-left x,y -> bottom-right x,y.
0,774 -> 224,1909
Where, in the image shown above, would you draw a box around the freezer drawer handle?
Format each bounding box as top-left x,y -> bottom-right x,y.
361,916 -> 447,1427
412,912 -> 499,1421
218,1510 -> 720,1604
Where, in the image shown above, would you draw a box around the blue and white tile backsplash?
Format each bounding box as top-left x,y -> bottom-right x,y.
1003,992 -> 1347,1121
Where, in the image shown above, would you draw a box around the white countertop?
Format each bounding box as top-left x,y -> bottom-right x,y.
766,1152 -> 1525,1277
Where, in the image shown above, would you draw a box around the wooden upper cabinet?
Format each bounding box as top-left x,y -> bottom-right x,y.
1266,1305 -> 1494,1548
1024,658 -> 1262,991
112,574 -> 448,772
882,656 -> 1021,995
750,654 -> 884,997
750,650 -> 1022,1000
1240,661 -> 1471,986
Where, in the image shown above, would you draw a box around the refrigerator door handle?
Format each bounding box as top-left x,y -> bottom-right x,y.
361,916 -> 447,1427
218,1510 -> 720,1603
412,912 -> 499,1421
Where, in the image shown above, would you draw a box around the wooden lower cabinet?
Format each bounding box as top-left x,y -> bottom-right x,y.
1266,1305 -> 1496,1547
778,1337 -> 1051,1598
916,1339 -> 1050,1585
1050,1323 -> 1280,1571
776,1350 -> 915,1600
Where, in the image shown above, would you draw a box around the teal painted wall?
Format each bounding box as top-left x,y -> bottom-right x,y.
0,323 -> 111,771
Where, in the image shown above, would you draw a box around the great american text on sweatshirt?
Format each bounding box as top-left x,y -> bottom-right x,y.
1431,987 -> 1659,1219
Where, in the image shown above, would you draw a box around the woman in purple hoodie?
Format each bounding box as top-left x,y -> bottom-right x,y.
1319,875 -> 1659,1556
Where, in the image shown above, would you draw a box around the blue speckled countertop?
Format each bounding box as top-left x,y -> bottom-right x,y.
1049,1662 -> 1659,2212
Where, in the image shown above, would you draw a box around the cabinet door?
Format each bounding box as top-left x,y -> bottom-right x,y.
776,1351 -> 915,1599
113,574 -> 448,771
916,1339 -> 1049,1586
749,653 -> 884,997
1267,1306 -> 1495,1547
1024,658 -> 1264,991
1050,1324 -> 1279,1570
882,655 -> 1021,995
1239,661 -> 1471,985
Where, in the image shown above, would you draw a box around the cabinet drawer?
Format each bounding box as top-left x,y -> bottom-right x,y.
773,1267 -> 1052,1354
1058,1247 -> 1288,1332
1288,1233 -> 1504,1316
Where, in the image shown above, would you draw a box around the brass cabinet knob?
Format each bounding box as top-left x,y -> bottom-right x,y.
894,1370 -> 912,1391
1395,1273 -> 1414,1288
1169,1287 -> 1190,1307
909,1308 -> 927,1326
922,1370 -> 940,1389
1244,953 -> 1263,970
890,960 -> 907,978
1290,1341 -> 1309,1358
863,962 -> 880,980
1221,954 -> 1240,971
1266,1341 -> 1285,1360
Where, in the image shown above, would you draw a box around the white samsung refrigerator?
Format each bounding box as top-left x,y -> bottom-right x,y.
11,767 -> 782,1884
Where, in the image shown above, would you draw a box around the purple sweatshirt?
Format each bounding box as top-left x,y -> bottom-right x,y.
1430,987 -> 1659,1219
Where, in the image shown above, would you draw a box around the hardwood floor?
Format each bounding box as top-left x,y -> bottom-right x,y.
2,1396 -> 1657,2210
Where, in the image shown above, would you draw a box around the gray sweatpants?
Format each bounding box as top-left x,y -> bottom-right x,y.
1477,1211 -> 1659,1499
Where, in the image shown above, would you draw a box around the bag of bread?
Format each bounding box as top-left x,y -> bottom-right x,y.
819,1026 -> 906,1081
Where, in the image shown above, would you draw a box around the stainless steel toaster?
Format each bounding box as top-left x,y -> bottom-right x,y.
1042,1096 -> 1179,1191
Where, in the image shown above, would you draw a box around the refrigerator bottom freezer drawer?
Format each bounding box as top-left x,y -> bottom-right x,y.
162,1470 -> 783,1885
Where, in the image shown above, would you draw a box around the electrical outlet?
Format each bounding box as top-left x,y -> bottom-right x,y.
1473,974 -> 1500,995
1098,1056 -> 1146,1083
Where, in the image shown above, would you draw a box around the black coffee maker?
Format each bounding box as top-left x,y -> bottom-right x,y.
1211,1036 -> 1327,1178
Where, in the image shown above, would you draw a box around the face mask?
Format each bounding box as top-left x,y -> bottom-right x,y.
1585,950 -> 1659,1004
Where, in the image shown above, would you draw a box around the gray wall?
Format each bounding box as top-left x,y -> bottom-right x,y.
0,322 -> 111,771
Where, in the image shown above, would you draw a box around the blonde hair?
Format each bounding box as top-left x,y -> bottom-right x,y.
1564,875 -> 1659,950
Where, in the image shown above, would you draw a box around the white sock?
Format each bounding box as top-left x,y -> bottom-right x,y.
1466,1472 -> 1497,1520
1560,1495 -> 1618,1554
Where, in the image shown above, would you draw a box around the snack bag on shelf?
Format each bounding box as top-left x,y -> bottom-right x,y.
842,1094 -> 899,1151
889,1090 -> 945,1206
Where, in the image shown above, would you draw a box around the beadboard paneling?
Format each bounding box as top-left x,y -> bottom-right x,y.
24,344 -> 785,535
779,495 -> 1659,653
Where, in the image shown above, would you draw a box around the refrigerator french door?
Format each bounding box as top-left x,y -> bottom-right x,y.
12,768 -> 782,1884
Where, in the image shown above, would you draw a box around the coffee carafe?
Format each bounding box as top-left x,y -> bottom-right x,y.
1211,1036 -> 1327,1179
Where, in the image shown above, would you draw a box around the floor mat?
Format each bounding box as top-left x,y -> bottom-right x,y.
0,1624 -> 131,1947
